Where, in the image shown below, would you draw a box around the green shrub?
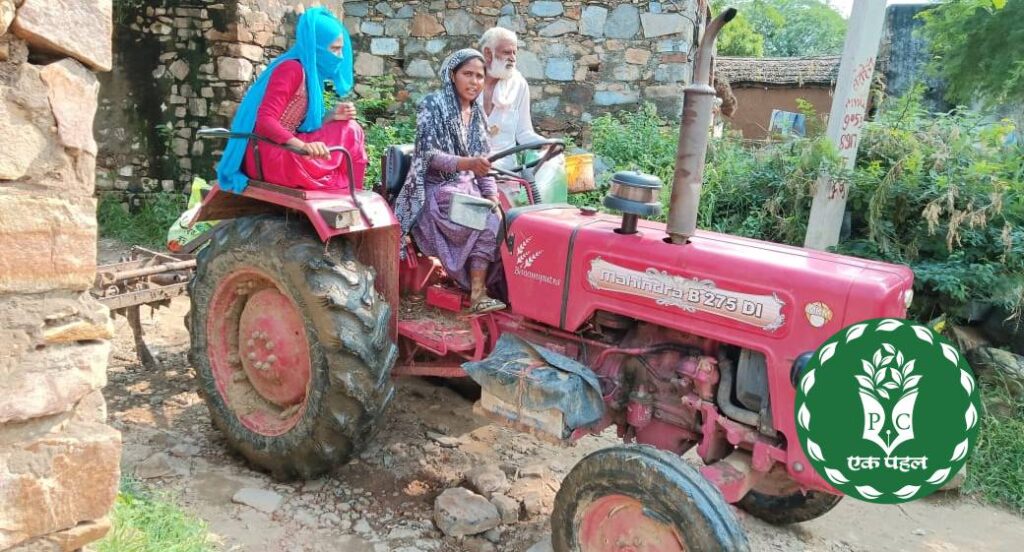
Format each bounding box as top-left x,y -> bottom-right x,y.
96,477 -> 216,552
587,97 -> 1023,325
97,192 -> 185,250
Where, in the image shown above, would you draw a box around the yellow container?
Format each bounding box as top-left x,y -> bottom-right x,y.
565,153 -> 596,193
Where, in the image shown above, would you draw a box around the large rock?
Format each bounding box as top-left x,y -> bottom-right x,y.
539,19 -> 576,38
580,6 -> 608,37
0,63 -> 53,181
0,194 -> 97,294
405,59 -> 435,79
0,0 -> 14,36
444,10 -> 484,36
9,517 -> 111,552
411,13 -> 445,37
641,13 -> 693,39
433,488 -> 500,537
516,50 -> 544,80
217,57 -> 254,82
0,421 -> 121,550
232,488 -> 284,514
39,59 -> 100,155
355,52 -> 384,76
604,5 -> 640,39
466,465 -> 510,498
0,340 -> 109,424
545,57 -> 574,82
530,1 -> 564,17
10,0 -> 112,72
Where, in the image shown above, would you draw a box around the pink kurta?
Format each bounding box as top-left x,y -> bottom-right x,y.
243,60 -> 368,191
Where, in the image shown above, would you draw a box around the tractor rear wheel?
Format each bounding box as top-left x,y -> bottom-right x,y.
736,488 -> 842,525
188,215 -> 396,481
552,445 -> 750,552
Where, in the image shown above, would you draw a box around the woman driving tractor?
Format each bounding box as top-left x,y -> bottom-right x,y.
394,49 -> 507,315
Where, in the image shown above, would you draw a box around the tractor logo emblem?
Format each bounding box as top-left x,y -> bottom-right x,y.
512,236 -> 561,286
795,318 -> 982,503
804,301 -> 833,328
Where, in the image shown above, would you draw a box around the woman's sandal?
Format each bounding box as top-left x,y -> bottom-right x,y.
468,296 -> 506,314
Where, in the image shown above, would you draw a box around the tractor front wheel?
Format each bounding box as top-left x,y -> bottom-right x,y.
188,215 -> 396,480
552,445 -> 750,552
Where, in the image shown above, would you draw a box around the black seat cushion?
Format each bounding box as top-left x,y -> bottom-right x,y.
384,144 -> 415,199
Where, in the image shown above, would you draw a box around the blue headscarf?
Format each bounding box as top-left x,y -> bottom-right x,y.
215,7 -> 354,194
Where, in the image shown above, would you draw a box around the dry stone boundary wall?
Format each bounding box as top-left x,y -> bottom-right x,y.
1,1 -> 120,550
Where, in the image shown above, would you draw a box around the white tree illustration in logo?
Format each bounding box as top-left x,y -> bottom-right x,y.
856,344 -> 922,456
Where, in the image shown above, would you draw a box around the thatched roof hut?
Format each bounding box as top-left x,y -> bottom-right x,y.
715,56 -> 841,87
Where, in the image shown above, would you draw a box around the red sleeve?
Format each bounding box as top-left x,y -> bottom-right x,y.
253,60 -> 304,145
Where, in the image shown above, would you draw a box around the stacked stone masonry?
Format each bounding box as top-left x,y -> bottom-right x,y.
1,1 -> 120,551
95,0 -> 701,201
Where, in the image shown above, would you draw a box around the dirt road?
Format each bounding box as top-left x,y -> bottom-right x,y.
100,240 -> 1024,552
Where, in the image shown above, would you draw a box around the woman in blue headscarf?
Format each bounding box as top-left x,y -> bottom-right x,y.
216,7 -> 366,193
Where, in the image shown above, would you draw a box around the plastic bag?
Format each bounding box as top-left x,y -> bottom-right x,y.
166,177 -> 217,253
523,150 -> 568,204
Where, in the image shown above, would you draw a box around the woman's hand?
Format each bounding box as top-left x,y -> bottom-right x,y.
299,140 -> 331,159
458,156 -> 491,177
331,102 -> 357,121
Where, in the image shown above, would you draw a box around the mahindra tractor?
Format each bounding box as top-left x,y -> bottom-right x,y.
185,7 -> 914,551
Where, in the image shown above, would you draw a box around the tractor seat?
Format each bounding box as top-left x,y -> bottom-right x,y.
382,144 -> 414,202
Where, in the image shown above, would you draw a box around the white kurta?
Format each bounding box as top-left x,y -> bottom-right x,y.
479,70 -> 545,170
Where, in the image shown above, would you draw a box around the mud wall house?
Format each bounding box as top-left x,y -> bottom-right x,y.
715,55 -> 841,140
94,0 -> 705,204
1,1 -> 121,551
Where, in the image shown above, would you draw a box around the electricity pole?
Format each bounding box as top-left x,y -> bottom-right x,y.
804,0 -> 888,250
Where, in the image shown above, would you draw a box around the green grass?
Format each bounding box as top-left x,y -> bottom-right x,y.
98,192 -> 185,250
95,477 -> 216,552
964,378 -> 1024,514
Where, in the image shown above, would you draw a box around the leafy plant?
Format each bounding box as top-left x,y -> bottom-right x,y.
919,0 -> 1023,108
96,477 -> 216,552
98,192 -> 185,250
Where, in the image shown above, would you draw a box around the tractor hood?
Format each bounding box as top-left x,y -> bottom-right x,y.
501,205 -> 915,360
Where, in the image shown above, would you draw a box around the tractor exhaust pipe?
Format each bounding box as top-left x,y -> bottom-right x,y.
666,7 -> 737,245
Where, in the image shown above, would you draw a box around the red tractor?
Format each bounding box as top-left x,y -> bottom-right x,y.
187,8 -> 914,551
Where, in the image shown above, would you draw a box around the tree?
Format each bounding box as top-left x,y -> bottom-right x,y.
919,0 -> 1023,108
718,0 -> 848,57
716,10 -> 765,56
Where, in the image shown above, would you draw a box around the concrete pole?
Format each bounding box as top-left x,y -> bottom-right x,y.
803,0 -> 888,250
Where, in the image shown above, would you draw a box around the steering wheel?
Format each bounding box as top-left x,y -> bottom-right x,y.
486,139 -> 566,180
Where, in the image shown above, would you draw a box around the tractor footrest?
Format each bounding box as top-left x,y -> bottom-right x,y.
397,317 -> 477,357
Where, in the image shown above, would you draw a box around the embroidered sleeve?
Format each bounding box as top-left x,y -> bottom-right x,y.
254,60 -> 304,145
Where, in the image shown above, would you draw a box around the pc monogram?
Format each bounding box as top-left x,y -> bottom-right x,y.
795,318 -> 982,503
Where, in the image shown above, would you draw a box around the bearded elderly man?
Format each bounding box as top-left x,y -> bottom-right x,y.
477,27 -> 547,171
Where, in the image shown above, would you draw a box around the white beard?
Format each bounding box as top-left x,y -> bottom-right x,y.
488,57 -> 516,80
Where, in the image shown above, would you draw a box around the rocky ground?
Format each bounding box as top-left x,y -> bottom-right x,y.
99,239 -> 1024,552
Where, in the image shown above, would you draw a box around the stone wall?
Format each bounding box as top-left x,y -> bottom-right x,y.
94,0 -> 702,201
347,0 -> 704,134
0,1 -> 120,551
96,0 -> 342,205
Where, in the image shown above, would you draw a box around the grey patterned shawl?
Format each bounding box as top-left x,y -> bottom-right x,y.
394,48 -> 490,239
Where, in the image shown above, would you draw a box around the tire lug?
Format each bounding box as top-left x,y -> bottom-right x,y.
279,403 -> 301,419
